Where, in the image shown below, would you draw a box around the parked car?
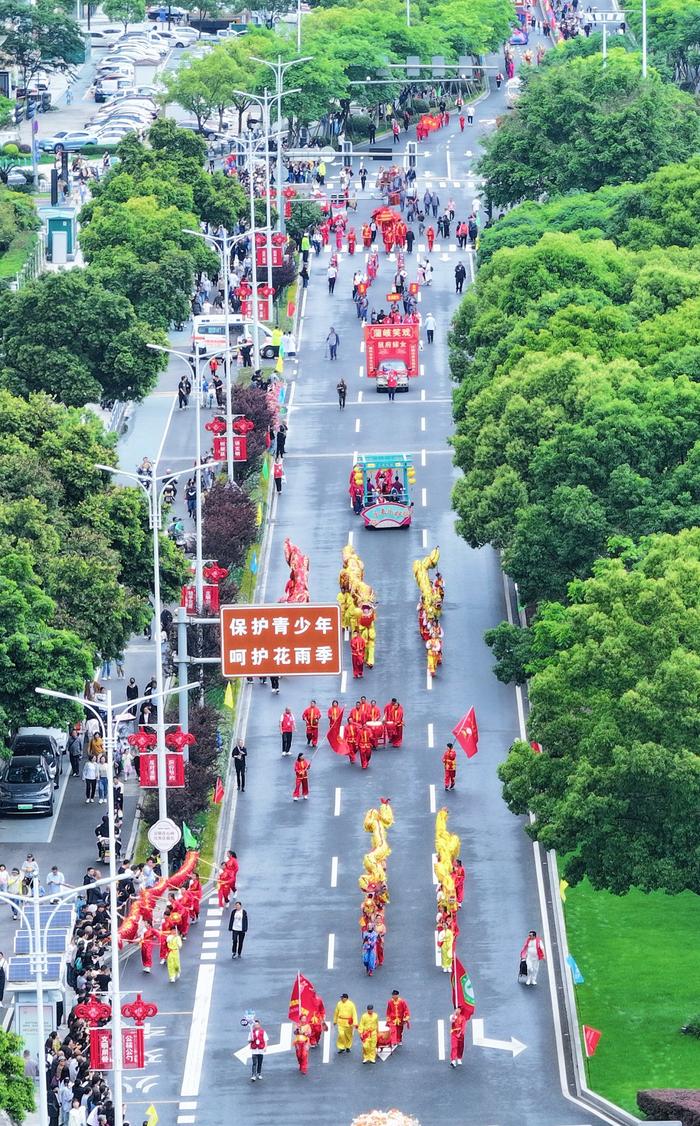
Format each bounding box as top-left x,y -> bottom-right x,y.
0,756 -> 55,817
94,77 -> 135,102
147,4 -> 188,22
11,727 -> 65,784
376,358 -> 409,393
88,27 -> 123,47
38,130 -> 98,153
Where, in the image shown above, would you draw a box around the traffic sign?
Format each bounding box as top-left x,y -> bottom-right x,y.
147,818 -> 182,852
284,147 -> 337,162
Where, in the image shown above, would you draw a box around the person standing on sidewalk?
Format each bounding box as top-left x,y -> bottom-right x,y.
280,708 -> 295,756
67,727 -> 82,777
273,458 -> 284,494
83,756 -> 98,803
248,1019 -> 268,1081
327,263 -> 337,294
228,900 -> 248,958
231,741 -> 247,792
466,104 -> 475,124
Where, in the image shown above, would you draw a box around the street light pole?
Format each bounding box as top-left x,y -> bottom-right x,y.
406,0 -> 410,27
232,90 -> 275,295
250,54 -> 312,236
642,0 -> 647,77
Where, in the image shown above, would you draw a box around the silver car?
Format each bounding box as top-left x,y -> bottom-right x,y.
0,756 -> 55,817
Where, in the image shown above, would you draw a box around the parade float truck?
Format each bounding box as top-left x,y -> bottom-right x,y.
363,322 -> 420,394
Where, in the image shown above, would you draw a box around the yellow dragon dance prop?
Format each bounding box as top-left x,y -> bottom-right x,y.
338,544 -> 377,667
434,808 -> 460,915
413,546 -> 444,676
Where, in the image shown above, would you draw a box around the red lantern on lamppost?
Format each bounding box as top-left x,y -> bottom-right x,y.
205,416 -> 228,436
232,416 -> 254,435
165,729 -> 196,753
271,231 -> 286,267
121,993 -> 159,1026
257,283 -> 275,321
203,564 -> 229,583
120,994 -> 158,1070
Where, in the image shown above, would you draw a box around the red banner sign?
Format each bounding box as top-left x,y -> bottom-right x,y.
220,603 -> 342,678
364,323 -> 420,378
139,752 -> 185,787
181,584 -> 221,615
122,1027 -> 145,1069
211,435 -> 247,462
90,1027 -> 113,1070
139,752 -> 158,788
165,752 -> 185,788
88,1028 -> 146,1071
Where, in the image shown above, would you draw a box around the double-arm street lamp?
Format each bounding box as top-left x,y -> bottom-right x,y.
249,54 -> 312,236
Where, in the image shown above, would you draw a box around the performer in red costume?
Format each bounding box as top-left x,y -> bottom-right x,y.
293,753 -> 311,800
302,700 -> 321,747
383,698 -> 404,746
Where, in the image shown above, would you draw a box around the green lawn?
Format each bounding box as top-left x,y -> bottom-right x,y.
564,880 -> 700,1115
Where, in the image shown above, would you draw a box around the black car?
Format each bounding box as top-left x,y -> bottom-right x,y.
10,732 -> 62,787
0,756 -> 55,817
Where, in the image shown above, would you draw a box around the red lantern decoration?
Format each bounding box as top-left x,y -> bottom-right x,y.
122,993 -> 159,1026
282,186 -> 297,200
165,729 -> 196,752
205,416 -> 227,436
75,994 -> 112,1026
203,563 -> 229,583
232,416 -> 254,435
127,731 -> 157,751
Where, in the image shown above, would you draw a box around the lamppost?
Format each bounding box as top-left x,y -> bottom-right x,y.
249,54 -> 312,236
231,89 -> 276,295
34,683 -> 176,1126
94,461 -> 209,875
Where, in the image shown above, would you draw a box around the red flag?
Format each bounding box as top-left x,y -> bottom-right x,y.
213,777 -> 224,804
450,955 -> 476,1020
327,713 -> 352,756
289,973 -> 321,1021
452,706 -> 478,758
530,741 -> 543,754
583,1025 -> 602,1057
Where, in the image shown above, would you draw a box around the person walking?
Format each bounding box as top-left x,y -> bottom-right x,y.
231,742 -> 247,792
96,755 -> 109,803
443,741 -> 456,790
450,1008 -> 467,1066
359,163 -> 367,191
520,930 -> 545,985
248,1019 -> 267,1081
466,104 -> 475,124
292,753 -> 311,801
386,372 -> 398,401
294,1022 -> 312,1074
82,756 -> 98,804
326,327 -> 340,360
177,375 -> 191,409
424,312 -> 436,344
333,993 -> 358,1053
228,900 -> 248,958
405,228 -> 415,253
280,707 -> 295,756
166,931 -> 182,983
273,458 -> 284,494
337,378 -> 347,409
455,261 -> 467,294
67,727 -> 82,777
386,991 -> 410,1047
358,1004 -> 379,1063
300,262 -> 310,289
7,869 -> 21,920
46,866 -> 67,902
327,263 -> 337,294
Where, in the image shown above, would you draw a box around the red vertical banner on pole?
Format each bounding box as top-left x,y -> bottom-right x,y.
139,753 -> 158,788
90,1028 -> 113,1070
122,1027 -> 145,1069
165,753 -> 185,788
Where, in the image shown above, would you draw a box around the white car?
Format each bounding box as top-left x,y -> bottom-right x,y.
95,128 -> 138,145
88,104 -> 156,126
113,37 -> 168,57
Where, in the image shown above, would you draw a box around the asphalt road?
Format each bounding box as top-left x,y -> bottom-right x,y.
113,53 -> 622,1126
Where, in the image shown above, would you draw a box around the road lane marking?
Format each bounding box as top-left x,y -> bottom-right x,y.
359,364 -> 364,378
348,530 -> 354,545
434,930 -> 441,966
331,856 -> 338,887
201,941 -> 219,950
334,787 -> 342,816
420,363 -> 425,376
421,388 -> 426,401
432,853 -> 438,885
422,528 -> 428,549
178,1103 -> 197,1110
355,417 -> 361,433
437,1019 -> 446,1060
428,722 -> 434,747
327,933 -> 335,969
200,952 -> 217,960
421,449 -> 427,467
340,670 -> 347,694
357,390 -> 363,403
426,668 -> 433,691
422,487 -> 427,506
180,963 -> 216,1098
421,416 -> 426,431
322,1029 -> 331,1063
429,783 -> 436,813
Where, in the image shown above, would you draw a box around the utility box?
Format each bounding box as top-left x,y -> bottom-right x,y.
43,209 -> 76,260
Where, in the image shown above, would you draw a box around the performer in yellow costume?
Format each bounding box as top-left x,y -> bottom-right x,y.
333,993 -> 358,1052
358,1004 -> 379,1063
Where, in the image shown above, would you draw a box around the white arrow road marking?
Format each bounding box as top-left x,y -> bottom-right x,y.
234,1023 -> 293,1064
471,1018 -> 527,1057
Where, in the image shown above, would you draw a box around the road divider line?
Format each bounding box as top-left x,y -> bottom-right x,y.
434,930 -> 441,967
331,856 -> 338,888
429,783 -> 436,813
355,417 -> 361,433
340,669 -> 347,694
421,416 -> 426,432
348,530 -> 354,546
358,391 -> 363,403
428,722 -> 434,747
421,448 -> 426,467
322,1029 -> 331,1063
426,668 -> 433,691
437,1019 -> 446,1060
334,787 -> 342,816
422,487 -> 427,507
359,364 -> 364,378
180,963 -> 216,1098
327,933 -> 335,969
432,852 -> 438,885
421,388 -> 426,401
422,528 -> 428,549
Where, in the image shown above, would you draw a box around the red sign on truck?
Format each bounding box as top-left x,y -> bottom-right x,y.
364,323 -> 420,379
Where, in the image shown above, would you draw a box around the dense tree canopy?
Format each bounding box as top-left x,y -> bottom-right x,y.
479,51 -> 700,207
0,0 -> 84,101
498,529 -> 700,895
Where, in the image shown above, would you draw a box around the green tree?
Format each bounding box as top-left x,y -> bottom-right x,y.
627,0 -> 700,91
498,528 -> 700,894
102,0 -> 146,30
479,51 -> 700,207
163,65 -> 217,132
0,1028 -> 35,1122
0,93 -> 13,129
0,0 -> 85,104
0,272 -> 166,405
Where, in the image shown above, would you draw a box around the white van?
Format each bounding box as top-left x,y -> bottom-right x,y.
94,76 -> 135,102
191,314 -> 275,359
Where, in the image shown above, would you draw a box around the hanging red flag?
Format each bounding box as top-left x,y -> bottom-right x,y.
450,955 -> 476,1020
583,1025 -> 602,1057
288,973 -> 322,1022
452,706 -> 479,757
327,714 -> 352,756
212,777 -> 224,805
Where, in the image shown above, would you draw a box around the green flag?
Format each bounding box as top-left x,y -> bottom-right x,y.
182,822 -> 197,851
262,457 -> 269,481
